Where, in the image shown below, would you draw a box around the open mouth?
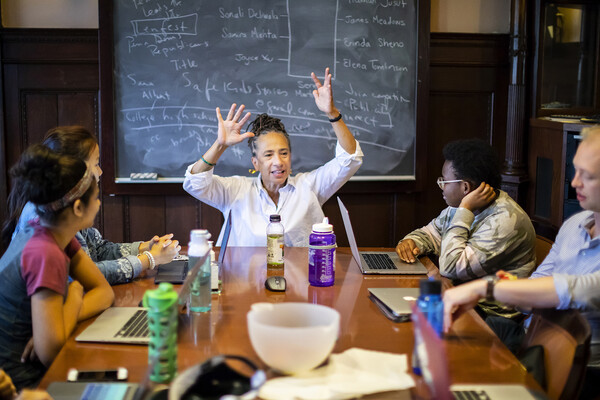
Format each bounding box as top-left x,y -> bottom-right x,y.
271,170 -> 286,178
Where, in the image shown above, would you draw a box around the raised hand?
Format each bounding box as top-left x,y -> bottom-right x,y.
311,67 -> 336,115
215,103 -> 254,147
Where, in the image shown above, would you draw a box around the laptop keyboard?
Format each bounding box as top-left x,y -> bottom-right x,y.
362,253 -> 398,270
115,310 -> 149,339
82,383 -> 131,400
452,390 -> 491,400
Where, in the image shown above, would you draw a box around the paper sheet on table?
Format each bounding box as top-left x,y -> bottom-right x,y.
258,348 -> 415,400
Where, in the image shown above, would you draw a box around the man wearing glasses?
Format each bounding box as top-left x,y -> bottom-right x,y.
396,139 -> 535,316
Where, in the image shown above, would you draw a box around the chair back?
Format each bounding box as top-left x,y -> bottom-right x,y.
520,308 -> 591,400
535,234 -> 554,268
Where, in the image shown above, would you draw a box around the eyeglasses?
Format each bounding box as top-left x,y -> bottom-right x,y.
437,177 -> 464,190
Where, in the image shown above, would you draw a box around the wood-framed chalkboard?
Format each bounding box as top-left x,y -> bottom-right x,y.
99,0 -> 429,194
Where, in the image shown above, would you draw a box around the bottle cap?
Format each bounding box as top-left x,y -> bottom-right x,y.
419,279 -> 442,295
143,282 -> 178,312
190,229 -> 210,244
270,214 -> 281,222
312,217 -> 333,233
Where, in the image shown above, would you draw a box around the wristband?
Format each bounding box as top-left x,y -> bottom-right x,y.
484,275 -> 499,302
328,113 -> 342,123
143,251 -> 156,270
201,156 -> 216,167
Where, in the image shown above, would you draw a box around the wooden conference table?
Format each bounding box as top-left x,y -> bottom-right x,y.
39,247 -> 540,398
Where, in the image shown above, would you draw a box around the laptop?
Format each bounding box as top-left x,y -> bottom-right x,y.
337,197 -> 428,275
75,251 -> 210,345
368,287 -> 419,322
155,211 -> 232,285
411,303 -> 540,400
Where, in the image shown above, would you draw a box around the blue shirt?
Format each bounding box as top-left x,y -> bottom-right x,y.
532,211 -> 600,365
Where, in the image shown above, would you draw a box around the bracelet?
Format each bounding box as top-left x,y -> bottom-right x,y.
143,251 -> 156,270
328,113 -> 342,123
200,156 -> 216,167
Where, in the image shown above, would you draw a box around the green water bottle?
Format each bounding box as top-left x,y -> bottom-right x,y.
143,282 -> 178,383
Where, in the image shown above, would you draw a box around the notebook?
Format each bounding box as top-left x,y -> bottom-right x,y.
368,288 -> 419,322
337,197 -> 428,275
411,303 -> 539,400
75,251 -> 210,345
155,211 -> 232,285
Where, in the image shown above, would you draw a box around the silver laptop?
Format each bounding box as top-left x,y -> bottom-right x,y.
368,288 -> 419,322
76,251 -> 209,344
412,303 -> 539,400
337,197 -> 428,275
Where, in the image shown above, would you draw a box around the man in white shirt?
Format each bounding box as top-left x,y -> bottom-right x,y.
183,68 -> 363,246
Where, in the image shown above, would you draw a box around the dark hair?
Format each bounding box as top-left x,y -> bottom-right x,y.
247,114 -> 291,156
1,127 -> 98,249
442,139 -> 501,188
44,126 -> 98,160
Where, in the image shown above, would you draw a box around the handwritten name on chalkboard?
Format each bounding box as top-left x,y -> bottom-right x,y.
113,0 -> 418,180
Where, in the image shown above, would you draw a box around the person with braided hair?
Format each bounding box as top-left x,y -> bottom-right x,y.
0,144 -> 113,390
183,67 -> 363,246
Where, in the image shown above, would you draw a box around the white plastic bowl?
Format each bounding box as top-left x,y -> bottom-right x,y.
247,302 -> 340,374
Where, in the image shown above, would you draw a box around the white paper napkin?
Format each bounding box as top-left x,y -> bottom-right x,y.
258,348 -> 415,400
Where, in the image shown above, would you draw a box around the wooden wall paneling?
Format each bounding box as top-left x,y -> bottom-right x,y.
164,195 -> 202,243
99,195 -> 126,244
324,193 -> 395,247
392,193 -> 419,246
22,93 -> 58,149
57,92 -> 98,132
199,203 -> 225,240
127,196 -> 166,243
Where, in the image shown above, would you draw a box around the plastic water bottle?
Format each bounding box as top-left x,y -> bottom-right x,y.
266,215 -> 284,270
143,282 -> 178,383
189,229 -> 211,312
412,279 -> 443,375
308,217 -> 336,287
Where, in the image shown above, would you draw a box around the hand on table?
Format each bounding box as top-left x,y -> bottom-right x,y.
149,235 -> 180,266
395,239 -> 420,263
15,390 -> 53,400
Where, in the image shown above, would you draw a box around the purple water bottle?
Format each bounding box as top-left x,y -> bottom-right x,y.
308,218 -> 336,287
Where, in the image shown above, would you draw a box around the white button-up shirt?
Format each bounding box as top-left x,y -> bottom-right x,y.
183,140 -> 363,246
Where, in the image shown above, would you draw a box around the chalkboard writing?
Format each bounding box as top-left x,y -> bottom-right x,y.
112,0 -> 419,181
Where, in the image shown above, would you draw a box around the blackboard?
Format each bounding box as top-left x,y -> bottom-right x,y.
107,0 -> 426,183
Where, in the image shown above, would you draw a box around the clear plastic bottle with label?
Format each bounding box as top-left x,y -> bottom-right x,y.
188,229 -> 211,312
308,217 -> 336,287
266,214 -> 284,270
